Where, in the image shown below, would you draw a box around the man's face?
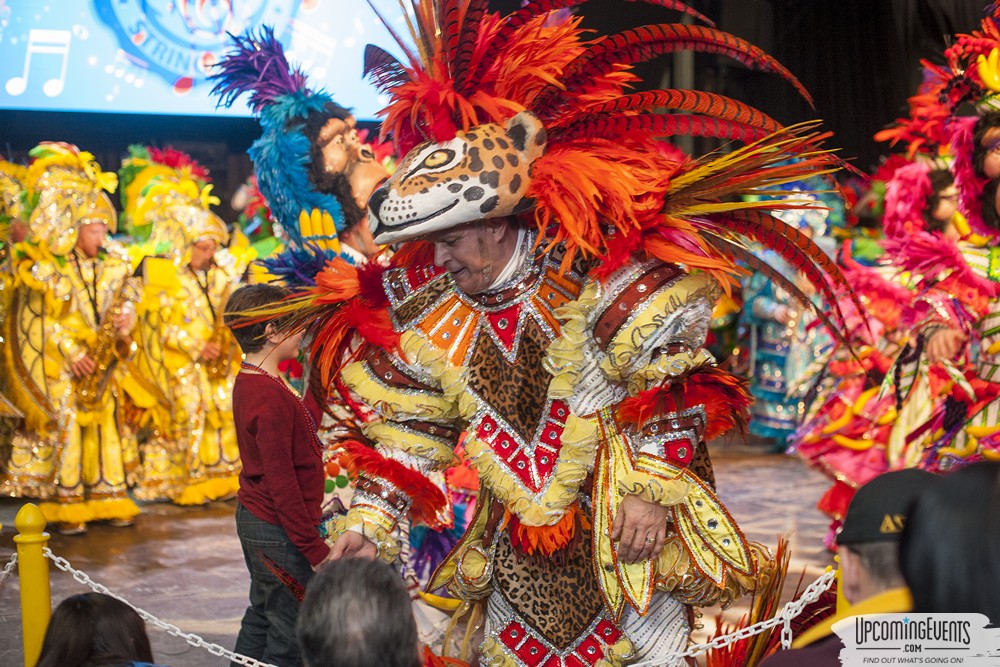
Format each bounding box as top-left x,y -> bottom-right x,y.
981,126 -> 1000,179
189,238 -> 218,271
316,115 -> 389,212
75,221 -> 107,258
431,224 -> 496,294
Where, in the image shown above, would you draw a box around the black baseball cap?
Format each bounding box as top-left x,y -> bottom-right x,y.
836,469 -> 939,547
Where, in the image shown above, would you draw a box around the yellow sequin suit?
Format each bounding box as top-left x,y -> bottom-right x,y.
134,253 -> 243,504
1,245 -> 141,524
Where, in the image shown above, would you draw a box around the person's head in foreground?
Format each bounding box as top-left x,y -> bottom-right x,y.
36,592 -> 156,667
901,460 -> 1000,623
297,558 -> 421,667
836,468 -> 939,605
224,283 -> 297,357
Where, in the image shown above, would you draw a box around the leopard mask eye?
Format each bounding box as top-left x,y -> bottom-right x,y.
421,149 -> 455,169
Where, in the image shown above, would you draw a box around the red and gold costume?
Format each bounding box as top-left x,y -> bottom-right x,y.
269,2 -> 854,663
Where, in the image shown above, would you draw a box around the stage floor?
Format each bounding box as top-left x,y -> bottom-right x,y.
0,441 -> 835,666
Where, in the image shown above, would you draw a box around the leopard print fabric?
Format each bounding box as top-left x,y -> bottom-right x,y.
392,274 -> 453,328
492,521 -> 604,649
465,316 -> 551,441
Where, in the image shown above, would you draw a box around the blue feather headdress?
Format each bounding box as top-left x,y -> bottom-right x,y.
210,26 -> 356,285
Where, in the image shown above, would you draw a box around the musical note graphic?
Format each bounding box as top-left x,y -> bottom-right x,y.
5,29 -> 72,97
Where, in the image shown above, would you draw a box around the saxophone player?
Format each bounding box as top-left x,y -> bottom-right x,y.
0,143 -> 139,535
160,214 -> 245,506
117,146 -> 248,505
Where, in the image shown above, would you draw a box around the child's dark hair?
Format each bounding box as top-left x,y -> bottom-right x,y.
36,593 -> 155,667
224,283 -> 292,354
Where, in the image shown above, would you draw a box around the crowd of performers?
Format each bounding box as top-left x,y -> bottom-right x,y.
5,1 -> 1000,665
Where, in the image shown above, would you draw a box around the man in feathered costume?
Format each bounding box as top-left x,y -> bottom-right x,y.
210,26 -> 391,282
269,2 -> 855,664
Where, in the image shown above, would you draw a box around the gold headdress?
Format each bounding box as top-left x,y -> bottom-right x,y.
119,145 -> 228,260
23,142 -> 118,256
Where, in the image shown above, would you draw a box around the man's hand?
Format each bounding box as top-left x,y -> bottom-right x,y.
200,341 -> 222,362
113,309 -> 136,335
610,494 -> 670,563
327,530 -> 378,561
926,328 -> 968,363
71,354 -> 97,378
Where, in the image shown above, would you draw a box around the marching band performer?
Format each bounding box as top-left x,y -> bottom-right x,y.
0,143 -> 139,535
270,2 -> 855,664
119,146 -> 249,504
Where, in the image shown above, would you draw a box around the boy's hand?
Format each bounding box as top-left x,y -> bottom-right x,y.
328,530 -> 378,561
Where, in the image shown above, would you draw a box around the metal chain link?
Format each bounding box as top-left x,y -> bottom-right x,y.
0,552 -> 18,590
42,548 -> 275,667
33,544 -> 834,667
628,568 -> 837,666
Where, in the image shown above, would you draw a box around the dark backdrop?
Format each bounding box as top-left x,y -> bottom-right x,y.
0,0 -> 984,217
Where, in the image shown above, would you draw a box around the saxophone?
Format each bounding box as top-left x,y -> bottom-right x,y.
204,281 -> 237,381
76,274 -> 133,412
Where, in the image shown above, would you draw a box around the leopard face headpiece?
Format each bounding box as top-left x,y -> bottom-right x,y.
368,111 -> 546,244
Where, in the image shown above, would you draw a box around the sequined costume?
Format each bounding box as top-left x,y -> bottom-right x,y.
872,6 -> 1000,471
0,159 -> 28,451
0,144 -> 140,528
273,3 -> 856,664
118,146 -> 248,504
742,255 -> 820,445
741,184 -> 836,448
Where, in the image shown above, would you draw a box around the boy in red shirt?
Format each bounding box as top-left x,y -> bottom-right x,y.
224,284 -> 330,666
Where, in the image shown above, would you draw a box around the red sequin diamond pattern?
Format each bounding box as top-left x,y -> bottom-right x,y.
499,620 -> 622,667
476,401 -> 569,492
485,303 -> 522,353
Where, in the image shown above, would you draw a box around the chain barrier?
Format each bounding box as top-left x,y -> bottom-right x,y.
24,544 -> 834,667
629,568 -> 837,667
41,547 -> 275,667
0,552 -> 18,591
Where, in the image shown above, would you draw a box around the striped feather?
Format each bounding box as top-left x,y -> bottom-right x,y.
363,44 -> 411,96
628,0 -> 716,27
706,234 -> 853,352
452,0 -> 489,89
553,113 -> 773,143
365,0 -> 421,67
721,210 -> 866,338
539,24 -> 813,112
563,89 -> 780,133
438,0 -> 462,66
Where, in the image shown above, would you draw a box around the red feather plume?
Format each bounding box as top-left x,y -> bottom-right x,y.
340,440 -> 448,527
617,366 -> 751,442
554,113 -> 773,144
537,24 -> 813,114
566,89 -> 780,133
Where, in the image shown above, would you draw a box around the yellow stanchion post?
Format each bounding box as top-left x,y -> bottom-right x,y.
14,503 -> 50,667
833,554 -> 849,615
